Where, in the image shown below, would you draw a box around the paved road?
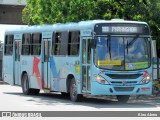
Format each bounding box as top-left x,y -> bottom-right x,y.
0,84 -> 160,111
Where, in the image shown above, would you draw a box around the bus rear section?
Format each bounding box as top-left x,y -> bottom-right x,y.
88,22 -> 152,102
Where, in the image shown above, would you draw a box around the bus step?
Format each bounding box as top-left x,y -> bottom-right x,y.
43,89 -> 51,93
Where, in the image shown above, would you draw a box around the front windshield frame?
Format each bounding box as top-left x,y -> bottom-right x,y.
94,35 -> 151,71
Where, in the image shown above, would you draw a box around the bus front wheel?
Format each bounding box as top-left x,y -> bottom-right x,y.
117,95 -> 130,103
70,78 -> 82,102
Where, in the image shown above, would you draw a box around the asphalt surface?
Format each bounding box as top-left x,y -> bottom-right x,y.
0,84 -> 160,111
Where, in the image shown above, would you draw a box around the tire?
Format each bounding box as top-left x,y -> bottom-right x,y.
22,73 -> 31,95
117,95 -> 130,103
70,78 -> 82,102
22,73 -> 40,95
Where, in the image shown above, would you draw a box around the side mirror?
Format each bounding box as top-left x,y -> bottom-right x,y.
91,38 -> 96,49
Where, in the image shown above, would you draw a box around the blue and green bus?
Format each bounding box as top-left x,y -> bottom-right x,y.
2,19 -> 155,102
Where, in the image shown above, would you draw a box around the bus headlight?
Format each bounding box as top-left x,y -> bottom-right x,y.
95,75 -> 109,84
140,75 -> 151,84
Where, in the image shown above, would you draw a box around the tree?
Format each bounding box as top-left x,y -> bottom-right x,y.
22,0 -> 96,24
21,0 -> 160,43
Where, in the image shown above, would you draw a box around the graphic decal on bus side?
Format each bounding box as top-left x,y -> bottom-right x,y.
33,56 -> 47,89
50,56 -> 60,91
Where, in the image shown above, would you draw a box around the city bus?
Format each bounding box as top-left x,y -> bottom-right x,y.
2,19 -> 156,102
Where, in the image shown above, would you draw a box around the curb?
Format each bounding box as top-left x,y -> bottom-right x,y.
0,81 -> 8,85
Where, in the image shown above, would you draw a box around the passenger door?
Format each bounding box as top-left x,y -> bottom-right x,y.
42,32 -> 52,89
81,38 -> 92,93
14,40 -> 21,85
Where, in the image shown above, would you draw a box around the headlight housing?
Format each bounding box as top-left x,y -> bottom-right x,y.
140,75 -> 151,84
94,75 -> 109,84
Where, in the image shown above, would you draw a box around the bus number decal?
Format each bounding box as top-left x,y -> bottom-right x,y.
81,30 -> 91,36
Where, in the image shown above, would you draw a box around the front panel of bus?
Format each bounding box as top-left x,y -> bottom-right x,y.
91,23 -> 152,95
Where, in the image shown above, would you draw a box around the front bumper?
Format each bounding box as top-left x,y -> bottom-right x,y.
91,81 -> 152,95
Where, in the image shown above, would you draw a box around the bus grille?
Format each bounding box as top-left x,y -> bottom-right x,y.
111,81 -> 137,86
114,87 -> 134,92
106,74 -> 142,79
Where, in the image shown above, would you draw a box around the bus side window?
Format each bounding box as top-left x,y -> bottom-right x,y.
31,33 -> 42,55
4,35 -> 14,55
51,33 -> 55,55
54,32 -> 68,55
82,40 -> 87,64
54,32 -> 60,55
82,39 -> 91,64
88,39 -> 91,64
68,31 -> 80,56
22,33 -> 31,55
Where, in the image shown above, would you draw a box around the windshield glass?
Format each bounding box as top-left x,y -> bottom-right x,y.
94,36 -> 150,70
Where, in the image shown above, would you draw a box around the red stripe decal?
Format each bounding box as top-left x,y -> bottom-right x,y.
32,56 -> 47,89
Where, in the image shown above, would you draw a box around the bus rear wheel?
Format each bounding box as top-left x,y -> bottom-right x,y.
117,95 -> 130,103
22,73 -> 40,95
70,78 -> 82,102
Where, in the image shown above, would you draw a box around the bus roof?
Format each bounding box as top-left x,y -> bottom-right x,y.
5,19 -> 148,34
0,24 -> 27,43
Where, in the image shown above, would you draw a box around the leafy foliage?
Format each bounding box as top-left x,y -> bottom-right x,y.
21,0 -> 160,43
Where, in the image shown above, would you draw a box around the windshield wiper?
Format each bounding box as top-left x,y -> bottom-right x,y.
126,35 -> 139,54
126,35 -> 139,48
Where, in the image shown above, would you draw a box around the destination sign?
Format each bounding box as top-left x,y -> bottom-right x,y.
102,26 -> 138,33
94,23 -> 150,35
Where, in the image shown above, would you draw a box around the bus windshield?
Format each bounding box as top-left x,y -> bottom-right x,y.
94,36 -> 150,70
